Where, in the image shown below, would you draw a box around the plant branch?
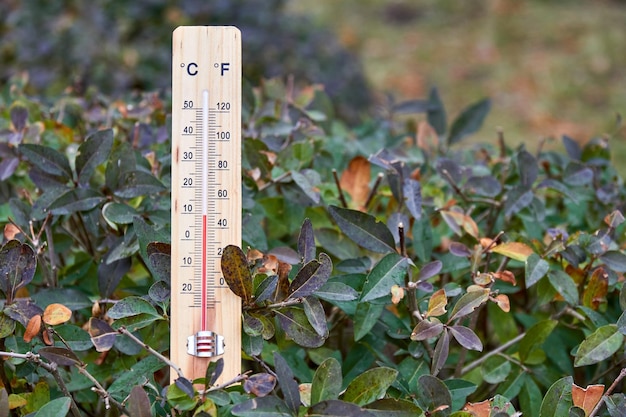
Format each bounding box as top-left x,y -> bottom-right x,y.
243,297 -> 305,311
365,172 -> 384,209
332,169 -> 348,208
203,370 -> 252,393
117,326 -> 185,380
258,171 -> 292,192
461,332 -> 526,375
589,367 -> 626,417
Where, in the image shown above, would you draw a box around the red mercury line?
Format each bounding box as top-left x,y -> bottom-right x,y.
201,89 -> 209,332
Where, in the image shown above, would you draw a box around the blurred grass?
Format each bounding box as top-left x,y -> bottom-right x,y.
287,0 -> 626,157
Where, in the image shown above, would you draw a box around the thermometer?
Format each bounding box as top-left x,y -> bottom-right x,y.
171,26 -> 241,383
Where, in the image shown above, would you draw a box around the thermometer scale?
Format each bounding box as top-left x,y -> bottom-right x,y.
171,26 -> 241,383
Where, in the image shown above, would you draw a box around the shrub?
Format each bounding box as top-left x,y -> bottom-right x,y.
1,75 -> 626,417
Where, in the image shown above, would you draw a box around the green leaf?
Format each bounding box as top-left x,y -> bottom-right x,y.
109,356 -> 164,401
98,257 -> 131,299
517,150 -> 538,187
365,398 -> 424,416
444,379 -> 477,412
231,396 -> 293,416
110,313 -> 163,332
107,296 -> 160,319
315,282 -> 358,301
548,270 -> 579,305
427,87 -> 447,137
114,170 -> 166,198
481,355 -> 511,384
525,253 -> 550,287
0,313 -> 15,339
569,406 -> 585,417
353,302 -> 384,342
38,347 -> 81,366
0,240 -> 37,300
574,324 -> 624,367
303,296 -> 328,338
308,400 -> 376,417
402,178 -> 422,220
519,319 -> 558,363
539,376 -> 573,417
102,202 -> 139,225
504,185 -> 534,218
221,245 -> 253,304
33,397 -> 71,417
312,358 -> 342,404
412,217 -> 433,262
20,143 -> 72,180
0,388 -> 8,417
519,377 -> 542,417
360,253 -> 408,302
276,307 -> 325,348
600,251 -> 626,272
447,97 -> 490,145
410,318 -> 444,341
75,129 -> 114,186
448,289 -> 489,322
328,205 -> 396,253
289,253 -> 332,299
343,367 -> 398,406
274,353 -> 300,413
416,375 -> 451,416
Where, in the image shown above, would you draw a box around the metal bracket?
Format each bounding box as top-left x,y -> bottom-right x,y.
187,331 -> 225,357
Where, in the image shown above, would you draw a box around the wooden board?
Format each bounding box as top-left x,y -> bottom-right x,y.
171,26 -> 241,384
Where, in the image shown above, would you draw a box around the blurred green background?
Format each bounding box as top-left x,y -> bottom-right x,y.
2,0 -> 625,148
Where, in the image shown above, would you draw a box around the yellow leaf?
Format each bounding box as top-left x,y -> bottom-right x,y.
441,210 -> 479,239
463,399 -> 491,417
23,314 -> 41,343
42,303 -> 72,325
390,285 -> 405,305
572,383 -> 604,416
339,156 -> 371,208
493,270 -> 517,285
8,393 -> 27,409
494,294 -> 510,312
425,289 -> 447,318
583,267 -> 608,310
490,242 -> 534,262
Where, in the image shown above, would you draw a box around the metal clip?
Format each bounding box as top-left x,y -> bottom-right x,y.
187,331 -> 225,357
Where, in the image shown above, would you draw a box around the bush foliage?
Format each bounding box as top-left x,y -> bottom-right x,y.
1,69 -> 626,417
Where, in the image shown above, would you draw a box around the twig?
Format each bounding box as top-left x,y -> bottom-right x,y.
589,368 -> 626,417
365,172 -> 384,209
75,365 -> 127,412
244,297 -> 305,311
203,370 -> 252,393
117,326 -> 185,380
461,332 -> 526,375
0,351 -> 82,417
258,171 -> 292,192
332,169 -> 348,208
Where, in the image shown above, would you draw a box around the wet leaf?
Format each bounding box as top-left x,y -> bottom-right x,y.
343,367 -> 398,406
276,307 -> 325,347
39,346 -> 81,366
243,373 -> 276,397
492,241 -> 534,262
312,358 -> 342,404
289,253 -> 332,299
360,253 -> 408,302
148,280 -> 170,303
449,325 -> 482,351
128,386 -> 152,417
402,178 -> 422,220
571,383 -> 604,416
298,218 -> 316,264
540,376 -> 573,417
221,245 -> 253,304
448,289 -> 489,322
525,253 -> 550,287
76,129 -> 114,186
411,318 -> 444,341
426,289 -> 448,318
574,324 -> 623,367
274,353 -> 300,412
339,156 -> 371,207
328,205 -> 396,253
447,97 -> 490,145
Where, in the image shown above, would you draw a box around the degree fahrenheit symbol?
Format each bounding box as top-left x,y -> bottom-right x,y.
214,63 -> 219,68
180,63 -> 185,67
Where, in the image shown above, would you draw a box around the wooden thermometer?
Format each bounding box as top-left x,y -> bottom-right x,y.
171,26 -> 241,383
